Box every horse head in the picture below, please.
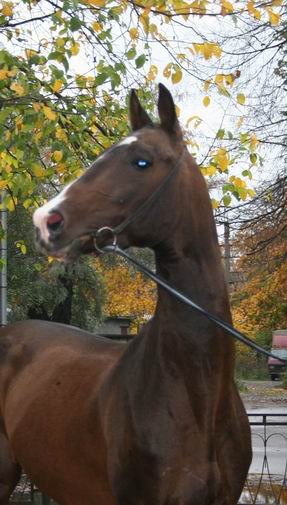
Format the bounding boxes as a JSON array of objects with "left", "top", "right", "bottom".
[{"left": 33, "top": 84, "right": 188, "bottom": 260}]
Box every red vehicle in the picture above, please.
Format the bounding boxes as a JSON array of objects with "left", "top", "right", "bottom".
[{"left": 268, "top": 330, "right": 287, "bottom": 381}]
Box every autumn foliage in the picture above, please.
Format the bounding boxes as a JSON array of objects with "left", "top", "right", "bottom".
[
  {"left": 95, "top": 259, "right": 156, "bottom": 331},
  {"left": 231, "top": 218, "right": 287, "bottom": 348}
]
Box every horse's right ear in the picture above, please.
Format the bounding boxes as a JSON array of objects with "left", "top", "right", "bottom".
[{"left": 129, "top": 90, "right": 154, "bottom": 131}]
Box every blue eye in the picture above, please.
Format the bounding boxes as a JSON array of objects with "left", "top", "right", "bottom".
[{"left": 134, "top": 159, "right": 151, "bottom": 170}]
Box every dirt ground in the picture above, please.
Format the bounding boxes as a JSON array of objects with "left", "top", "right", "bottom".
[{"left": 240, "top": 380, "right": 287, "bottom": 410}]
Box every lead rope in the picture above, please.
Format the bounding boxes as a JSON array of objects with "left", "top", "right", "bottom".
[{"left": 98, "top": 243, "right": 287, "bottom": 365}]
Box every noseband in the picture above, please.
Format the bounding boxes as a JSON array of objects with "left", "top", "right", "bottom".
[{"left": 93, "top": 150, "right": 187, "bottom": 252}]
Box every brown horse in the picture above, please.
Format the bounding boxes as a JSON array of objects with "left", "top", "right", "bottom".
[{"left": 0, "top": 84, "right": 251, "bottom": 505}]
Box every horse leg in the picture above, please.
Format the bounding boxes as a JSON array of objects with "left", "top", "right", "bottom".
[{"left": 0, "top": 431, "right": 21, "bottom": 505}]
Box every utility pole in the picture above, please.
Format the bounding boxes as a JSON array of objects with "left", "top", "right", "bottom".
[
  {"left": 224, "top": 220, "right": 231, "bottom": 291},
  {"left": 0, "top": 192, "right": 7, "bottom": 327}
]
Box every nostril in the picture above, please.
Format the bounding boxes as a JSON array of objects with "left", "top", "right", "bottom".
[{"left": 47, "top": 212, "right": 64, "bottom": 234}]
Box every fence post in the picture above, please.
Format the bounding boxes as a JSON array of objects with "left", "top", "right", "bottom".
[{"left": 0, "top": 191, "right": 7, "bottom": 327}]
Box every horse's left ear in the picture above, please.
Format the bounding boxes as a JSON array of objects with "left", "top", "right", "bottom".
[
  {"left": 129, "top": 90, "right": 154, "bottom": 131},
  {"left": 158, "top": 83, "right": 182, "bottom": 138}
]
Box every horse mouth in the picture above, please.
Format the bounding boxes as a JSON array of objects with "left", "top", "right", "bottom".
[{"left": 36, "top": 234, "right": 98, "bottom": 262}]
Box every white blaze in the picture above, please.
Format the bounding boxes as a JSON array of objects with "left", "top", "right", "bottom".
[
  {"left": 33, "top": 136, "right": 138, "bottom": 243},
  {"left": 33, "top": 183, "right": 73, "bottom": 243},
  {"left": 117, "top": 135, "right": 137, "bottom": 146}
]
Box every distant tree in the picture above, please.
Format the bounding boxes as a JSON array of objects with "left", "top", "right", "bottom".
[
  {"left": 230, "top": 175, "right": 287, "bottom": 339},
  {"left": 8, "top": 207, "right": 104, "bottom": 330},
  {"left": 95, "top": 254, "right": 156, "bottom": 331}
]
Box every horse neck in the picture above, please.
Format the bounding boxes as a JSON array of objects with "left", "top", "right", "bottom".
[{"left": 150, "top": 157, "right": 235, "bottom": 378}]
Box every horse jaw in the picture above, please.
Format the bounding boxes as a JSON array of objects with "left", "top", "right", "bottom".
[{"left": 36, "top": 235, "right": 97, "bottom": 263}]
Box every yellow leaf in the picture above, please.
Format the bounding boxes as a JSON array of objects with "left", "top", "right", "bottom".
[
  {"left": 239, "top": 188, "right": 247, "bottom": 200},
  {"left": 205, "top": 165, "right": 217, "bottom": 176},
  {"left": 33, "top": 102, "right": 42, "bottom": 112},
  {"left": 43, "top": 106, "right": 57, "bottom": 121},
  {"left": 267, "top": 8, "right": 280, "bottom": 26},
  {"left": 202, "top": 43, "right": 213, "bottom": 60},
  {"left": 233, "top": 177, "right": 246, "bottom": 189},
  {"left": 172, "top": 67, "right": 182, "bottom": 84},
  {"left": 89, "top": 0, "right": 107, "bottom": 5},
  {"left": 211, "top": 198, "right": 219, "bottom": 209},
  {"left": 0, "top": 69, "right": 8, "bottom": 79},
  {"left": 247, "top": 1, "right": 261, "bottom": 20},
  {"left": 139, "top": 14, "right": 149, "bottom": 34},
  {"left": 10, "top": 82, "right": 25, "bottom": 96},
  {"left": 55, "top": 127, "right": 68, "bottom": 142},
  {"left": 71, "top": 42, "right": 80, "bottom": 56},
  {"left": 6, "top": 196, "right": 17, "bottom": 211},
  {"left": 4, "top": 164, "right": 12, "bottom": 173},
  {"left": 237, "top": 93, "right": 246, "bottom": 105},
  {"left": 211, "top": 43, "right": 222, "bottom": 58},
  {"left": 52, "top": 80, "right": 63, "bottom": 92},
  {"left": 247, "top": 188, "right": 256, "bottom": 198},
  {"left": 32, "top": 163, "right": 45, "bottom": 177},
  {"left": 129, "top": 28, "right": 139, "bottom": 40},
  {"left": 1, "top": 1, "right": 13, "bottom": 16},
  {"left": 7, "top": 69, "right": 17, "bottom": 77},
  {"left": 20, "top": 243, "right": 27, "bottom": 254},
  {"left": 215, "top": 74, "right": 224, "bottom": 85},
  {"left": 192, "top": 43, "right": 201, "bottom": 55},
  {"left": 147, "top": 64, "right": 158, "bottom": 81},
  {"left": 250, "top": 133, "right": 258, "bottom": 151},
  {"left": 0, "top": 180, "right": 8, "bottom": 189},
  {"left": 204, "top": 80, "right": 211, "bottom": 92},
  {"left": 149, "top": 23, "right": 158, "bottom": 35},
  {"left": 53, "top": 150, "right": 63, "bottom": 162},
  {"left": 55, "top": 37, "right": 65, "bottom": 48},
  {"left": 92, "top": 21, "right": 103, "bottom": 32},
  {"left": 25, "top": 49, "right": 37, "bottom": 59},
  {"left": 23, "top": 198, "right": 32, "bottom": 209},
  {"left": 163, "top": 63, "right": 172, "bottom": 78},
  {"left": 225, "top": 73, "right": 235, "bottom": 85},
  {"left": 221, "top": 0, "right": 233, "bottom": 15},
  {"left": 203, "top": 96, "right": 210, "bottom": 107},
  {"left": 15, "top": 116, "right": 23, "bottom": 130},
  {"left": 216, "top": 148, "right": 229, "bottom": 171}
]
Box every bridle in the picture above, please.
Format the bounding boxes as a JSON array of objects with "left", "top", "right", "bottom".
[
  {"left": 93, "top": 150, "right": 187, "bottom": 248},
  {"left": 89, "top": 150, "right": 287, "bottom": 365}
]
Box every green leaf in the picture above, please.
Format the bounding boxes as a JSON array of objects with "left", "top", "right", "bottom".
[
  {"left": 237, "top": 93, "right": 246, "bottom": 105},
  {"left": 70, "top": 16, "right": 82, "bottom": 31},
  {"left": 250, "top": 153, "right": 257, "bottom": 164},
  {"left": 242, "top": 169, "right": 252, "bottom": 179},
  {"left": 223, "top": 183, "right": 234, "bottom": 193},
  {"left": 95, "top": 73, "right": 109, "bottom": 85},
  {"left": 216, "top": 128, "right": 225, "bottom": 139},
  {"left": 48, "top": 51, "right": 63, "bottom": 62},
  {"left": 126, "top": 48, "right": 136, "bottom": 60},
  {"left": 223, "top": 194, "right": 231, "bottom": 206},
  {"left": 135, "top": 54, "right": 146, "bottom": 68}
]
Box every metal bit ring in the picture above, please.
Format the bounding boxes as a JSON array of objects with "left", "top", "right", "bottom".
[{"left": 93, "top": 226, "right": 117, "bottom": 253}]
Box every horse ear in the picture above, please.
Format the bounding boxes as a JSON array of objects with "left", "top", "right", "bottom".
[
  {"left": 158, "top": 83, "right": 182, "bottom": 138},
  {"left": 129, "top": 90, "right": 154, "bottom": 131}
]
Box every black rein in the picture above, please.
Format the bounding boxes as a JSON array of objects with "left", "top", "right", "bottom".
[{"left": 101, "top": 244, "right": 287, "bottom": 365}]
